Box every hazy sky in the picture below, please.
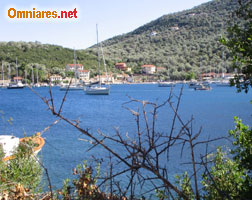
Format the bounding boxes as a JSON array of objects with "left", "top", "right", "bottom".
[{"left": 0, "top": 0, "right": 210, "bottom": 49}]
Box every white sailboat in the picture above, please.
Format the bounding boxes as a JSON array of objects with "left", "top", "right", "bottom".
[
  {"left": 60, "top": 49, "right": 83, "bottom": 91},
  {"left": 0, "top": 62, "right": 7, "bottom": 88},
  {"left": 158, "top": 81, "right": 175, "bottom": 87},
  {"left": 85, "top": 24, "right": 110, "bottom": 95},
  {"left": 7, "top": 58, "right": 24, "bottom": 89},
  {"left": 33, "top": 65, "right": 41, "bottom": 87},
  {"left": 216, "top": 52, "right": 231, "bottom": 87}
]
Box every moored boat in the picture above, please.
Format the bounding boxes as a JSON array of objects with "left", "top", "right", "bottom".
[
  {"left": 85, "top": 85, "right": 110, "bottom": 95},
  {"left": 188, "top": 81, "right": 201, "bottom": 89},
  {"left": 0, "top": 133, "right": 45, "bottom": 161},
  {"left": 60, "top": 50, "right": 84, "bottom": 91},
  {"left": 216, "top": 81, "right": 230, "bottom": 87},
  {"left": 158, "top": 81, "right": 175, "bottom": 87},
  {"left": 7, "top": 81, "right": 24, "bottom": 89},
  {"left": 7, "top": 58, "right": 24, "bottom": 89},
  {"left": 60, "top": 84, "right": 84, "bottom": 91},
  {"left": 85, "top": 24, "right": 110, "bottom": 95},
  {"left": 194, "top": 83, "right": 212, "bottom": 91}
]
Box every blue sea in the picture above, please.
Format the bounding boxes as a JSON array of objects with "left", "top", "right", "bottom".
[{"left": 0, "top": 84, "right": 251, "bottom": 192}]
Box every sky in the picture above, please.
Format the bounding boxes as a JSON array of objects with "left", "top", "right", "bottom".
[{"left": 0, "top": 0, "right": 210, "bottom": 49}]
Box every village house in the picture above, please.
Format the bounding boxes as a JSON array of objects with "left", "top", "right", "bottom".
[
  {"left": 115, "top": 63, "right": 132, "bottom": 72},
  {"left": 13, "top": 77, "right": 23, "bottom": 83},
  {"left": 156, "top": 67, "right": 166, "bottom": 73},
  {"left": 141, "top": 65, "right": 156, "bottom": 74},
  {"left": 188, "top": 13, "right": 196, "bottom": 17},
  {"left": 116, "top": 73, "right": 130, "bottom": 82},
  {"left": 97, "top": 74, "right": 114, "bottom": 84},
  {"left": 65, "top": 64, "right": 84, "bottom": 72},
  {"left": 115, "top": 63, "right": 127, "bottom": 71},
  {"left": 171, "top": 26, "right": 179, "bottom": 30},
  {"left": 77, "top": 69, "right": 90, "bottom": 81},
  {"left": 50, "top": 75, "right": 62, "bottom": 82},
  {"left": 201, "top": 72, "right": 217, "bottom": 79},
  {"left": 150, "top": 31, "right": 158, "bottom": 36},
  {"left": 201, "top": 72, "right": 234, "bottom": 80}
]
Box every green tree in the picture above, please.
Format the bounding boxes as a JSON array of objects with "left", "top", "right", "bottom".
[
  {"left": 202, "top": 147, "right": 248, "bottom": 199},
  {"left": 0, "top": 138, "right": 42, "bottom": 197},
  {"left": 229, "top": 117, "right": 252, "bottom": 198},
  {"left": 221, "top": 0, "right": 252, "bottom": 93}
]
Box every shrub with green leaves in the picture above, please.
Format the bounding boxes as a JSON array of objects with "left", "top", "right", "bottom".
[
  {"left": 0, "top": 138, "right": 42, "bottom": 196},
  {"left": 202, "top": 147, "right": 247, "bottom": 199}
]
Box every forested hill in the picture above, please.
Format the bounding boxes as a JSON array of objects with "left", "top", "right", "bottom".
[
  {"left": 0, "top": 41, "right": 101, "bottom": 79},
  {"left": 87, "top": 0, "right": 240, "bottom": 78},
  {"left": 0, "top": 0, "right": 241, "bottom": 81}
]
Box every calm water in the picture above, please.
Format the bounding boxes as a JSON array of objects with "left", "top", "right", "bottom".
[{"left": 0, "top": 84, "right": 251, "bottom": 191}]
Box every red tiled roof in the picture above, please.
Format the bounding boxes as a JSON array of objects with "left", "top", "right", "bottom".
[
  {"left": 13, "top": 77, "right": 23, "bottom": 80},
  {"left": 141, "top": 65, "right": 156, "bottom": 68},
  {"left": 78, "top": 70, "right": 90, "bottom": 72},
  {"left": 50, "top": 75, "right": 62, "bottom": 77},
  {"left": 201, "top": 72, "right": 216, "bottom": 75},
  {"left": 115, "top": 63, "right": 126, "bottom": 66},
  {"left": 67, "top": 64, "right": 83, "bottom": 67}
]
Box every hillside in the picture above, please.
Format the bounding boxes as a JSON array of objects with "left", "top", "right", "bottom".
[
  {"left": 0, "top": 41, "right": 112, "bottom": 81},
  {"left": 87, "top": 0, "right": 241, "bottom": 80},
  {"left": 0, "top": 0, "right": 242, "bottom": 81}
]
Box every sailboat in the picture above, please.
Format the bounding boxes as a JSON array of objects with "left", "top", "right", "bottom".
[
  {"left": 216, "top": 52, "right": 230, "bottom": 87},
  {"left": 34, "top": 65, "right": 41, "bottom": 87},
  {"left": 7, "top": 58, "right": 24, "bottom": 89},
  {"left": 60, "top": 49, "right": 83, "bottom": 91},
  {"left": 85, "top": 24, "right": 110, "bottom": 95},
  {"left": 0, "top": 62, "right": 7, "bottom": 88}
]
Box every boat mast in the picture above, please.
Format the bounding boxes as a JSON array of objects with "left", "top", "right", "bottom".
[
  {"left": 96, "top": 24, "right": 101, "bottom": 87},
  {"left": 16, "top": 57, "right": 18, "bottom": 78},
  {"left": 8, "top": 63, "right": 11, "bottom": 80},
  {"left": 74, "top": 49, "right": 77, "bottom": 85},
  {"left": 36, "top": 65, "right": 39, "bottom": 84},
  {"left": 25, "top": 67, "right": 27, "bottom": 85},
  {"left": 222, "top": 51, "right": 225, "bottom": 79},
  {"left": 200, "top": 57, "right": 202, "bottom": 81},
  {"left": 1, "top": 61, "right": 4, "bottom": 83},
  {"left": 100, "top": 42, "right": 109, "bottom": 84},
  {"left": 32, "top": 66, "right": 34, "bottom": 85}
]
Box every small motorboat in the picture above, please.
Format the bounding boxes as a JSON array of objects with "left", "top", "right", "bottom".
[
  {"left": 158, "top": 81, "right": 175, "bottom": 87},
  {"left": 194, "top": 83, "right": 212, "bottom": 91},
  {"left": 0, "top": 133, "right": 45, "bottom": 161}
]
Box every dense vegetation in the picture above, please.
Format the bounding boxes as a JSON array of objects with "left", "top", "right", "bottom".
[
  {"left": 88, "top": 0, "right": 241, "bottom": 79},
  {"left": 221, "top": 0, "right": 252, "bottom": 93},
  {"left": 0, "top": 0, "right": 247, "bottom": 81},
  {"left": 1, "top": 0, "right": 252, "bottom": 198},
  {"left": 0, "top": 41, "right": 114, "bottom": 82},
  {"left": 0, "top": 136, "right": 42, "bottom": 199}
]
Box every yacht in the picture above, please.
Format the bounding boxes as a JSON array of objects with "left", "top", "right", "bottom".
[
  {"left": 85, "top": 24, "right": 110, "bottom": 95},
  {"left": 60, "top": 50, "right": 84, "bottom": 91},
  {"left": 7, "top": 81, "right": 24, "bottom": 89},
  {"left": 194, "top": 83, "right": 212, "bottom": 91},
  {"left": 158, "top": 81, "right": 175, "bottom": 87}
]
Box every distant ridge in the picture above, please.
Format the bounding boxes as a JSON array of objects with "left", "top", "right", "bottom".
[
  {"left": 87, "top": 0, "right": 240, "bottom": 78},
  {"left": 0, "top": 0, "right": 241, "bottom": 80},
  {"left": 0, "top": 41, "right": 103, "bottom": 80}
]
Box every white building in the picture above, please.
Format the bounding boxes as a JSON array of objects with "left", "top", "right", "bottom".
[
  {"left": 77, "top": 70, "right": 90, "bottom": 80},
  {"left": 156, "top": 67, "right": 166, "bottom": 73},
  {"left": 50, "top": 75, "right": 62, "bottom": 82},
  {"left": 65, "top": 64, "right": 84, "bottom": 72},
  {"left": 141, "top": 65, "right": 156, "bottom": 74},
  {"left": 95, "top": 74, "right": 114, "bottom": 83}
]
